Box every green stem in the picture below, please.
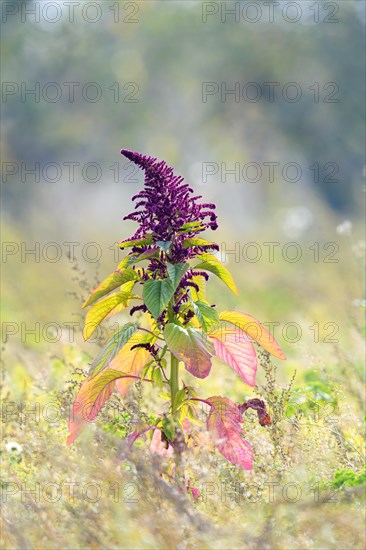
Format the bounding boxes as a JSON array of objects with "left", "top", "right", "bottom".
[
  {"left": 137, "top": 327, "right": 165, "bottom": 341},
  {"left": 170, "top": 352, "right": 184, "bottom": 484},
  {"left": 170, "top": 353, "right": 179, "bottom": 413}
]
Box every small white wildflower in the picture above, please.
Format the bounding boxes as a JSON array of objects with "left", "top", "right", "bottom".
[
  {"left": 352, "top": 240, "right": 366, "bottom": 259},
  {"left": 5, "top": 441, "right": 23, "bottom": 453},
  {"left": 352, "top": 298, "right": 366, "bottom": 308},
  {"left": 336, "top": 220, "right": 352, "bottom": 235}
]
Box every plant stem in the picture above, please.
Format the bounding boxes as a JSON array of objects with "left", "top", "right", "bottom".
[
  {"left": 138, "top": 327, "right": 165, "bottom": 341},
  {"left": 170, "top": 353, "right": 179, "bottom": 413},
  {"left": 170, "top": 353, "right": 184, "bottom": 484}
]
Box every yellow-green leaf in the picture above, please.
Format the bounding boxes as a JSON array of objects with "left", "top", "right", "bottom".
[
  {"left": 183, "top": 237, "right": 218, "bottom": 248},
  {"left": 83, "top": 290, "right": 137, "bottom": 340},
  {"left": 124, "top": 249, "right": 160, "bottom": 268},
  {"left": 175, "top": 388, "right": 188, "bottom": 411},
  {"left": 194, "top": 253, "right": 239, "bottom": 295},
  {"left": 162, "top": 416, "right": 175, "bottom": 441},
  {"left": 88, "top": 322, "right": 139, "bottom": 376},
  {"left": 82, "top": 268, "right": 139, "bottom": 308},
  {"left": 105, "top": 280, "right": 138, "bottom": 319},
  {"left": 152, "top": 367, "right": 163, "bottom": 388},
  {"left": 177, "top": 221, "right": 205, "bottom": 233},
  {"left": 119, "top": 235, "right": 154, "bottom": 249}
]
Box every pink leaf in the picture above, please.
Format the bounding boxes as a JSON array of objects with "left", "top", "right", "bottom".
[
  {"left": 189, "top": 485, "right": 201, "bottom": 503},
  {"left": 180, "top": 480, "right": 201, "bottom": 503},
  {"left": 67, "top": 369, "right": 146, "bottom": 445},
  {"left": 67, "top": 370, "right": 122, "bottom": 445},
  {"left": 219, "top": 311, "right": 286, "bottom": 360},
  {"left": 150, "top": 428, "right": 174, "bottom": 458},
  {"left": 206, "top": 396, "right": 253, "bottom": 471},
  {"left": 209, "top": 326, "right": 257, "bottom": 386}
]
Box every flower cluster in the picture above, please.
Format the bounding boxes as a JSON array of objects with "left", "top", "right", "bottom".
[
  {"left": 121, "top": 149, "right": 218, "bottom": 239},
  {"left": 121, "top": 149, "right": 220, "bottom": 318}
]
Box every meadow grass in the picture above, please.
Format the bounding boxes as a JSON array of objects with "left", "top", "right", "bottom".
[{"left": 1, "top": 213, "right": 365, "bottom": 549}]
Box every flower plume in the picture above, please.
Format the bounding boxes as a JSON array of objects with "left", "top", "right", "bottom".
[{"left": 120, "top": 149, "right": 218, "bottom": 243}]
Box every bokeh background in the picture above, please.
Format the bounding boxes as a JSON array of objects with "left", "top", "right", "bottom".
[{"left": 1, "top": 1, "right": 365, "bottom": 549}]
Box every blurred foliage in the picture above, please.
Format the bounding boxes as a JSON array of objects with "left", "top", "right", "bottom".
[
  {"left": 1, "top": 0, "right": 365, "bottom": 218},
  {"left": 1, "top": 334, "right": 365, "bottom": 549},
  {"left": 330, "top": 467, "right": 366, "bottom": 489}
]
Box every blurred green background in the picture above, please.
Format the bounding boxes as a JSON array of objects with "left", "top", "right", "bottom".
[{"left": 1, "top": 1, "right": 365, "bottom": 549}]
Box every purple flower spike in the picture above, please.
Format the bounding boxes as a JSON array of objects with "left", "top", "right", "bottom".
[
  {"left": 120, "top": 149, "right": 218, "bottom": 244},
  {"left": 120, "top": 149, "right": 220, "bottom": 311}
]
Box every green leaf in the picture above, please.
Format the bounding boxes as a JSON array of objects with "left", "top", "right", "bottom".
[
  {"left": 187, "top": 405, "right": 201, "bottom": 424},
  {"left": 83, "top": 291, "right": 137, "bottom": 340},
  {"left": 164, "top": 323, "right": 214, "bottom": 379},
  {"left": 177, "top": 221, "right": 205, "bottom": 233},
  {"left": 183, "top": 237, "right": 217, "bottom": 249},
  {"left": 83, "top": 268, "right": 139, "bottom": 308},
  {"left": 179, "top": 403, "right": 189, "bottom": 422},
  {"left": 152, "top": 367, "right": 163, "bottom": 388},
  {"left": 124, "top": 249, "right": 160, "bottom": 268},
  {"left": 192, "top": 300, "right": 219, "bottom": 332},
  {"left": 156, "top": 241, "right": 172, "bottom": 252},
  {"left": 119, "top": 235, "right": 154, "bottom": 249},
  {"left": 162, "top": 416, "right": 175, "bottom": 442},
  {"left": 166, "top": 262, "right": 189, "bottom": 291},
  {"left": 159, "top": 391, "right": 171, "bottom": 401},
  {"left": 174, "top": 388, "right": 188, "bottom": 410},
  {"left": 194, "top": 253, "right": 239, "bottom": 295},
  {"left": 141, "top": 360, "right": 154, "bottom": 379},
  {"left": 88, "top": 323, "right": 139, "bottom": 376},
  {"left": 143, "top": 279, "right": 174, "bottom": 319}
]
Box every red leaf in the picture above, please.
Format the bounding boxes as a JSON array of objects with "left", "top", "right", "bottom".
[
  {"left": 259, "top": 413, "right": 271, "bottom": 426},
  {"left": 206, "top": 396, "right": 253, "bottom": 470},
  {"left": 209, "top": 326, "right": 257, "bottom": 386},
  {"left": 239, "top": 398, "right": 272, "bottom": 426}
]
